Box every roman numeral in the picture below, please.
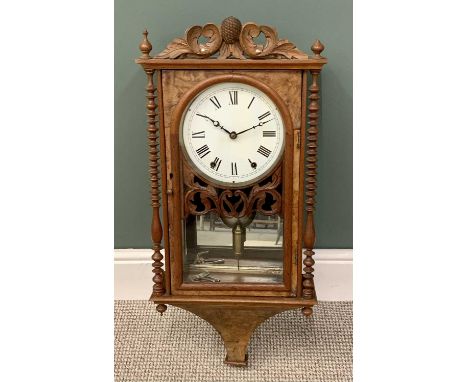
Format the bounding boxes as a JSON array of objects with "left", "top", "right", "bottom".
[
  {"left": 247, "top": 97, "right": 255, "bottom": 109},
  {"left": 211, "top": 157, "right": 222, "bottom": 171},
  {"left": 231, "top": 162, "right": 237, "bottom": 175},
  {"left": 263, "top": 130, "right": 276, "bottom": 137},
  {"left": 229, "top": 91, "right": 238, "bottom": 105},
  {"left": 257, "top": 145, "right": 271, "bottom": 157},
  {"left": 191, "top": 131, "right": 205, "bottom": 138},
  {"left": 209, "top": 96, "right": 221, "bottom": 109},
  {"left": 196, "top": 144, "right": 210, "bottom": 158},
  {"left": 258, "top": 111, "right": 271, "bottom": 120}
]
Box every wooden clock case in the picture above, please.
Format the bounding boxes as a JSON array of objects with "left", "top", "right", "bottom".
[{"left": 135, "top": 17, "right": 327, "bottom": 366}]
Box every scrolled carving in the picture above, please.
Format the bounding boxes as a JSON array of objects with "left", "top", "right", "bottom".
[
  {"left": 251, "top": 188, "right": 282, "bottom": 216},
  {"left": 156, "top": 23, "right": 222, "bottom": 59},
  {"left": 239, "top": 23, "right": 308, "bottom": 59},
  {"left": 153, "top": 17, "right": 308, "bottom": 60},
  {"left": 184, "top": 164, "right": 219, "bottom": 216},
  {"left": 247, "top": 166, "right": 282, "bottom": 216},
  {"left": 239, "top": 23, "right": 276, "bottom": 58},
  {"left": 186, "top": 24, "right": 222, "bottom": 56},
  {"left": 219, "top": 189, "right": 249, "bottom": 217},
  {"left": 183, "top": 163, "right": 282, "bottom": 219}
]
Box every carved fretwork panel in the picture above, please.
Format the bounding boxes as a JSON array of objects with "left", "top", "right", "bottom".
[{"left": 183, "top": 160, "right": 282, "bottom": 220}]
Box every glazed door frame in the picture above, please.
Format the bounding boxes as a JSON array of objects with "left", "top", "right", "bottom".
[{"left": 163, "top": 72, "right": 300, "bottom": 297}]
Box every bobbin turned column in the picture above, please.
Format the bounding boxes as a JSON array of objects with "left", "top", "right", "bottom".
[
  {"left": 139, "top": 31, "right": 167, "bottom": 315},
  {"left": 302, "top": 40, "right": 324, "bottom": 317}
]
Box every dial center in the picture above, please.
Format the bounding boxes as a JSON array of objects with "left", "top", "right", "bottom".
[{"left": 229, "top": 131, "right": 238, "bottom": 140}]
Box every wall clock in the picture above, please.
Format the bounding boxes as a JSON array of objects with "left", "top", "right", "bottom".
[{"left": 136, "top": 16, "right": 327, "bottom": 366}]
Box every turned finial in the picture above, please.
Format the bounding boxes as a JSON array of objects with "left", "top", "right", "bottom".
[
  {"left": 139, "top": 29, "right": 153, "bottom": 59},
  {"left": 311, "top": 39, "right": 325, "bottom": 58},
  {"left": 221, "top": 16, "right": 242, "bottom": 44}
]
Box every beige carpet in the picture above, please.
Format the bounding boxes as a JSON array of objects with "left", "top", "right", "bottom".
[{"left": 115, "top": 301, "right": 353, "bottom": 381}]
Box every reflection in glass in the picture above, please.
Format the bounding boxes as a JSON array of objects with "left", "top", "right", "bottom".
[{"left": 182, "top": 211, "right": 284, "bottom": 284}]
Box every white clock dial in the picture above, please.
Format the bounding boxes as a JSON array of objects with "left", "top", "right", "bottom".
[{"left": 180, "top": 82, "right": 285, "bottom": 187}]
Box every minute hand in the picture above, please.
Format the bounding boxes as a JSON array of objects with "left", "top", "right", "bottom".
[
  {"left": 196, "top": 113, "right": 231, "bottom": 135},
  {"left": 236, "top": 119, "right": 273, "bottom": 136}
]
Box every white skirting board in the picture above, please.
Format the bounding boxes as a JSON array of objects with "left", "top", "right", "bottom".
[{"left": 114, "top": 248, "right": 353, "bottom": 301}]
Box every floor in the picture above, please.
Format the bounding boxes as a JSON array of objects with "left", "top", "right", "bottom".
[{"left": 114, "top": 301, "right": 353, "bottom": 381}]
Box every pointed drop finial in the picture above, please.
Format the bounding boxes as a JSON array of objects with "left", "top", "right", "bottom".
[
  {"left": 156, "top": 304, "right": 167, "bottom": 315},
  {"left": 311, "top": 39, "right": 324, "bottom": 58},
  {"left": 139, "top": 29, "right": 153, "bottom": 59}
]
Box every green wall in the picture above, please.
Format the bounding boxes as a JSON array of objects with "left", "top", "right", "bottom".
[{"left": 115, "top": 0, "right": 352, "bottom": 248}]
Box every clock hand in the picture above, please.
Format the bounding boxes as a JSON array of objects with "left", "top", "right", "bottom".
[
  {"left": 196, "top": 113, "right": 232, "bottom": 135},
  {"left": 196, "top": 113, "right": 216, "bottom": 123},
  {"left": 236, "top": 119, "right": 273, "bottom": 136},
  {"left": 235, "top": 126, "right": 255, "bottom": 136}
]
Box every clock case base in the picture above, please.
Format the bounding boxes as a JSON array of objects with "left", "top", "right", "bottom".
[{"left": 151, "top": 293, "right": 317, "bottom": 366}]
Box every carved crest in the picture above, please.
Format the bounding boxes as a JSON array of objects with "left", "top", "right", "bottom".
[{"left": 155, "top": 17, "right": 308, "bottom": 60}]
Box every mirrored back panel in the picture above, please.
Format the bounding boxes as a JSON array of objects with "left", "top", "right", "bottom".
[{"left": 183, "top": 211, "right": 284, "bottom": 284}]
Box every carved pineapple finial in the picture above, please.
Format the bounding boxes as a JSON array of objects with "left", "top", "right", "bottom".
[
  {"left": 139, "top": 29, "right": 153, "bottom": 59},
  {"left": 221, "top": 16, "right": 242, "bottom": 44},
  {"left": 311, "top": 39, "right": 325, "bottom": 58}
]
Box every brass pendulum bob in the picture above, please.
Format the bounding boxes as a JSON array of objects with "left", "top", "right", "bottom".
[{"left": 222, "top": 214, "right": 254, "bottom": 272}]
